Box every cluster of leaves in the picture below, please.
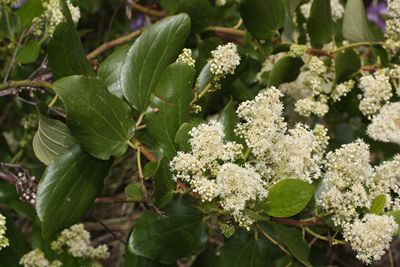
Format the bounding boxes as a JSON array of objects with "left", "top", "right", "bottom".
[{"left": 1, "top": 0, "right": 399, "bottom": 266}]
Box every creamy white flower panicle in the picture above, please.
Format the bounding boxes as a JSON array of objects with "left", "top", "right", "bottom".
[
  {"left": 367, "top": 102, "right": 400, "bottom": 144},
  {"left": 318, "top": 140, "right": 374, "bottom": 226},
  {"left": 51, "top": 224, "right": 109, "bottom": 260},
  {"left": 295, "top": 96, "right": 329, "bottom": 117},
  {"left": 331, "top": 80, "right": 355, "bottom": 102},
  {"left": 385, "top": 0, "right": 400, "bottom": 50},
  {"left": 0, "top": 213, "right": 9, "bottom": 251},
  {"left": 20, "top": 249, "right": 62, "bottom": 267},
  {"left": 370, "top": 155, "right": 400, "bottom": 210},
  {"left": 33, "top": 0, "right": 80, "bottom": 37},
  {"left": 236, "top": 87, "right": 286, "bottom": 161},
  {"left": 209, "top": 43, "right": 241, "bottom": 76},
  {"left": 343, "top": 214, "right": 398, "bottom": 265},
  {"left": 176, "top": 48, "right": 195, "bottom": 67},
  {"left": 358, "top": 72, "right": 392, "bottom": 117}
]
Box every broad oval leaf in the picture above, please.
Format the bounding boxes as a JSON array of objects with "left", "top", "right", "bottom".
[
  {"left": 263, "top": 179, "right": 314, "bottom": 218},
  {"left": 128, "top": 200, "right": 208, "bottom": 264},
  {"left": 240, "top": 0, "right": 285, "bottom": 40},
  {"left": 53, "top": 76, "right": 135, "bottom": 160},
  {"left": 121, "top": 14, "right": 191, "bottom": 111},
  {"left": 47, "top": 1, "right": 94, "bottom": 79},
  {"left": 267, "top": 56, "right": 304, "bottom": 87},
  {"left": 98, "top": 45, "right": 130, "bottom": 98},
  {"left": 216, "top": 231, "right": 272, "bottom": 266},
  {"left": 370, "top": 194, "right": 386, "bottom": 214},
  {"left": 218, "top": 100, "right": 242, "bottom": 143},
  {"left": 124, "top": 249, "right": 171, "bottom": 267},
  {"left": 342, "top": 0, "right": 377, "bottom": 43},
  {"left": 335, "top": 48, "right": 361, "bottom": 83},
  {"left": 16, "top": 41, "right": 40, "bottom": 64},
  {"left": 145, "top": 62, "right": 196, "bottom": 160},
  {"left": 307, "top": 0, "right": 334, "bottom": 47},
  {"left": 33, "top": 114, "right": 76, "bottom": 165},
  {"left": 160, "top": 0, "right": 215, "bottom": 32},
  {"left": 36, "top": 145, "right": 111, "bottom": 239}
]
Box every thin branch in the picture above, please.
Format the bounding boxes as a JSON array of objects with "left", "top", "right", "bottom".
[
  {"left": 271, "top": 217, "right": 323, "bottom": 226},
  {"left": 87, "top": 29, "right": 143, "bottom": 60},
  {"left": 206, "top": 26, "right": 246, "bottom": 37},
  {"left": 127, "top": 1, "right": 166, "bottom": 17},
  {"left": 0, "top": 80, "right": 54, "bottom": 91}
]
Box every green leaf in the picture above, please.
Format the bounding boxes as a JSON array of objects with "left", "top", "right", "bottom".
[
  {"left": 216, "top": 231, "right": 272, "bottom": 266},
  {"left": 174, "top": 121, "right": 201, "bottom": 151},
  {"left": 145, "top": 62, "right": 196, "bottom": 160},
  {"left": 124, "top": 249, "right": 171, "bottom": 267},
  {"left": 386, "top": 211, "right": 400, "bottom": 236},
  {"left": 267, "top": 56, "right": 304, "bottom": 87},
  {"left": 121, "top": 14, "right": 191, "bottom": 111},
  {"left": 143, "top": 161, "right": 160, "bottom": 179},
  {"left": 370, "top": 195, "right": 386, "bottom": 214},
  {"left": 307, "top": 0, "right": 334, "bottom": 47},
  {"left": 125, "top": 184, "right": 144, "bottom": 202},
  {"left": 36, "top": 145, "right": 111, "bottom": 239},
  {"left": 33, "top": 114, "right": 76, "bottom": 165},
  {"left": 128, "top": 200, "right": 208, "bottom": 264},
  {"left": 260, "top": 222, "right": 311, "bottom": 266},
  {"left": 240, "top": 0, "right": 285, "bottom": 40},
  {"left": 218, "top": 100, "right": 239, "bottom": 142},
  {"left": 263, "top": 179, "right": 314, "bottom": 218},
  {"left": 160, "top": 0, "right": 215, "bottom": 32},
  {"left": 16, "top": 41, "right": 40, "bottom": 64},
  {"left": 53, "top": 76, "right": 135, "bottom": 160},
  {"left": 16, "top": 0, "right": 44, "bottom": 29},
  {"left": 48, "top": 1, "right": 94, "bottom": 79},
  {"left": 98, "top": 45, "right": 129, "bottom": 98},
  {"left": 153, "top": 159, "right": 175, "bottom": 208},
  {"left": 342, "top": 0, "right": 377, "bottom": 42},
  {"left": 334, "top": 48, "right": 361, "bottom": 83}
]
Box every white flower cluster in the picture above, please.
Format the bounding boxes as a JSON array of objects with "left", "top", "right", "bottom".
[
  {"left": 331, "top": 80, "right": 355, "bottom": 102},
  {"left": 367, "top": 102, "right": 400, "bottom": 145},
  {"left": 209, "top": 43, "right": 241, "bottom": 76},
  {"left": 300, "top": 0, "right": 344, "bottom": 21},
  {"left": 343, "top": 214, "right": 398, "bottom": 264},
  {"left": 358, "top": 72, "right": 392, "bottom": 117},
  {"left": 318, "top": 140, "right": 373, "bottom": 226},
  {"left": 370, "top": 155, "right": 400, "bottom": 210},
  {"left": 171, "top": 88, "right": 329, "bottom": 229},
  {"left": 215, "top": 0, "right": 226, "bottom": 6},
  {"left": 20, "top": 249, "right": 62, "bottom": 267},
  {"left": 385, "top": 0, "right": 400, "bottom": 51},
  {"left": 33, "top": 0, "right": 81, "bottom": 37},
  {"left": 295, "top": 96, "right": 329, "bottom": 117},
  {"left": 0, "top": 213, "right": 9, "bottom": 251},
  {"left": 176, "top": 48, "right": 195, "bottom": 67},
  {"left": 51, "top": 224, "right": 109, "bottom": 260}
]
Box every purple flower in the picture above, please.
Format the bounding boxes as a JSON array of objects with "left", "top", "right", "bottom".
[
  {"left": 367, "top": 2, "right": 388, "bottom": 31},
  {"left": 11, "top": 0, "right": 27, "bottom": 9},
  {"left": 130, "top": 13, "right": 147, "bottom": 31}
]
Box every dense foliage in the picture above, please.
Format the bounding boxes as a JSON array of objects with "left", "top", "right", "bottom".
[{"left": 1, "top": 0, "right": 400, "bottom": 266}]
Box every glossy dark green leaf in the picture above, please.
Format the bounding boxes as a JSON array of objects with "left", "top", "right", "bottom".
[
  {"left": 218, "top": 100, "right": 239, "bottom": 142},
  {"left": 16, "top": 0, "right": 44, "bottom": 29},
  {"left": 36, "top": 145, "right": 111, "bottom": 239},
  {"left": 143, "top": 161, "right": 160, "bottom": 179},
  {"left": 267, "top": 56, "right": 304, "bottom": 87},
  {"left": 53, "top": 76, "right": 135, "bottom": 160},
  {"left": 128, "top": 200, "right": 208, "bottom": 264},
  {"left": 260, "top": 222, "right": 311, "bottom": 267},
  {"left": 262, "top": 179, "right": 314, "bottom": 218},
  {"left": 307, "top": 0, "right": 334, "bottom": 47},
  {"left": 16, "top": 41, "right": 40, "bottom": 64},
  {"left": 125, "top": 184, "right": 144, "bottom": 202},
  {"left": 240, "top": 0, "right": 285, "bottom": 39},
  {"left": 124, "top": 249, "right": 171, "bottom": 267},
  {"left": 196, "top": 62, "right": 213, "bottom": 91},
  {"left": 145, "top": 62, "right": 196, "bottom": 160},
  {"left": 370, "top": 195, "right": 386, "bottom": 214},
  {"left": 335, "top": 48, "right": 361, "bottom": 83},
  {"left": 217, "top": 231, "right": 272, "bottom": 266},
  {"left": 98, "top": 45, "right": 129, "bottom": 98},
  {"left": 160, "top": 0, "right": 215, "bottom": 32},
  {"left": 48, "top": 1, "right": 94, "bottom": 79},
  {"left": 121, "top": 14, "right": 191, "bottom": 111},
  {"left": 174, "top": 121, "right": 201, "bottom": 151},
  {"left": 153, "top": 159, "right": 174, "bottom": 208},
  {"left": 33, "top": 114, "right": 76, "bottom": 165},
  {"left": 342, "top": 0, "right": 377, "bottom": 42}
]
